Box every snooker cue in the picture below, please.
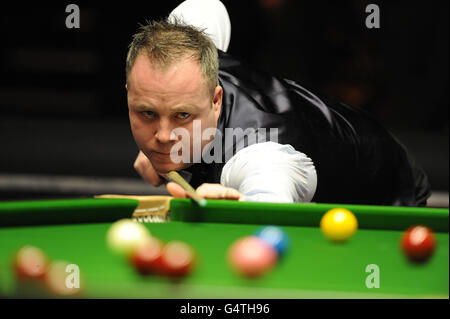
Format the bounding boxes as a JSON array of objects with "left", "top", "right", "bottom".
[{"left": 167, "top": 171, "right": 207, "bottom": 207}]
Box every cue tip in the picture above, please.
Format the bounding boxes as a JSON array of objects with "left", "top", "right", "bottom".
[{"left": 198, "top": 198, "right": 207, "bottom": 207}]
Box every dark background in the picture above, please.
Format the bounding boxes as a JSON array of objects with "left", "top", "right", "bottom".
[{"left": 0, "top": 1, "right": 448, "bottom": 203}]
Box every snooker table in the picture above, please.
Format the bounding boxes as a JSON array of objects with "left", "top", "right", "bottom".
[{"left": 0, "top": 197, "right": 448, "bottom": 299}]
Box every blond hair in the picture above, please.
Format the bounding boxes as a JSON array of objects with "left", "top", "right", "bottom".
[{"left": 126, "top": 19, "right": 219, "bottom": 97}]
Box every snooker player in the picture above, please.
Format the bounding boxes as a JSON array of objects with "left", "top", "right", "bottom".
[{"left": 128, "top": 0, "right": 430, "bottom": 206}]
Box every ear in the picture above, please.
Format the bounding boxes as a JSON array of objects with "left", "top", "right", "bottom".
[
  {"left": 212, "top": 85, "right": 223, "bottom": 122},
  {"left": 125, "top": 83, "right": 128, "bottom": 91}
]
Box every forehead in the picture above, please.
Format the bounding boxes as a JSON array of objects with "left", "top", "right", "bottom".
[{"left": 128, "top": 53, "right": 207, "bottom": 98}]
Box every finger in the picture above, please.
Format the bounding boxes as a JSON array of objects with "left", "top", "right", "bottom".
[
  {"left": 133, "top": 151, "right": 163, "bottom": 186},
  {"left": 143, "top": 165, "right": 162, "bottom": 186},
  {"left": 223, "top": 187, "right": 242, "bottom": 200},
  {"left": 134, "top": 151, "right": 149, "bottom": 179},
  {"left": 166, "top": 182, "right": 188, "bottom": 198},
  {"left": 197, "top": 184, "right": 241, "bottom": 200},
  {"left": 133, "top": 152, "right": 146, "bottom": 176},
  {"left": 196, "top": 184, "right": 218, "bottom": 198}
]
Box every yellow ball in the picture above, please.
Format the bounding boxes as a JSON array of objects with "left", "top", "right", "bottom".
[{"left": 320, "top": 208, "right": 358, "bottom": 242}]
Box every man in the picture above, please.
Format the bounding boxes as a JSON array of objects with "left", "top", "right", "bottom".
[{"left": 128, "top": 0, "right": 430, "bottom": 206}]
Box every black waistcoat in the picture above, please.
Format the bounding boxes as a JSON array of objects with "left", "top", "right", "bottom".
[{"left": 185, "top": 51, "right": 430, "bottom": 206}]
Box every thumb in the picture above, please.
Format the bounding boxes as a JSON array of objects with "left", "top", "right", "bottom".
[{"left": 166, "top": 182, "right": 188, "bottom": 198}]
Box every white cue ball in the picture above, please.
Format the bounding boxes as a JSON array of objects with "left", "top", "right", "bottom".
[{"left": 106, "top": 219, "right": 151, "bottom": 257}]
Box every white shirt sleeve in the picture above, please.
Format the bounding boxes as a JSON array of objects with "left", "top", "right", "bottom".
[
  {"left": 168, "top": 0, "right": 231, "bottom": 52},
  {"left": 220, "top": 142, "right": 317, "bottom": 203}
]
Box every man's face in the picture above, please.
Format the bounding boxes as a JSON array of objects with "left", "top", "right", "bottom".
[{"left": 127, "top": 53, "right": 222, "bottom": 174}]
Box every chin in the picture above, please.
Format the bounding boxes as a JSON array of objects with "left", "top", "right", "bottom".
[{"left": 151, "top": 161, "right": 187, "bottom": 174}]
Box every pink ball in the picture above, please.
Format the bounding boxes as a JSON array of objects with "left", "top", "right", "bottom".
[{"left": 228, "top": 236, "right": 278, "bottom": 278}]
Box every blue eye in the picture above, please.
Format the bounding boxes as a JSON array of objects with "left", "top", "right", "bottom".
[
  {"left": 142, "top": 111, "right": 155, "bottom": 118},
  {"left": 177, "top": 112, "right": 191, "bottom": 119}
]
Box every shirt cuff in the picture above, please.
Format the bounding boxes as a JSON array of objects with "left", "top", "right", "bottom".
[{"left": 220, "top": 142, "right": 317, "bottom": 203}]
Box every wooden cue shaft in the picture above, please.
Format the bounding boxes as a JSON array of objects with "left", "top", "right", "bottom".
[{"left": 167, "top": 171, "right": 207, "bottom": 207}]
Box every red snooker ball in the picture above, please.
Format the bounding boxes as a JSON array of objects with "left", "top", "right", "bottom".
[
  {"left": 13, "top": 246, "right": 49, "bottom": 279},
  {"left": 228, "top": 236, "right": 278, "bottom": 278},
  {"left": 160, "top": 241, "right": 196, "bottom": 277},
  {"left": 401, "top": 225, "right": 436, "bottom": 262},
  {"left": 130, "top": 237, "right": 164, "bottom": 275},
  {"left": 44, "top": 261, "right": 82, "bottom": 297}
]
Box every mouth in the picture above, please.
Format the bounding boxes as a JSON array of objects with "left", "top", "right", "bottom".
[
  {"left": 152, "top": 149, "right": 182, "bottom": 157},
  {"left": 153, "top": 151, "right": 171, "bottom": 155}
]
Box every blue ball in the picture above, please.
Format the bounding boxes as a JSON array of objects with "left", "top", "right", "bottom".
[{"left": 254, "top": 226, "right": 289, "bottom": 257}]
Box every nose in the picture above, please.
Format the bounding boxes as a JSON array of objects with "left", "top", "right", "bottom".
[{"left": 155, "top": 118, "right": 176, "bottom": 144}]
